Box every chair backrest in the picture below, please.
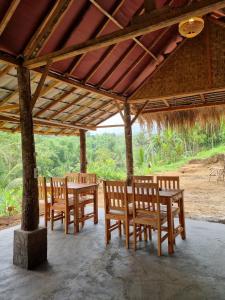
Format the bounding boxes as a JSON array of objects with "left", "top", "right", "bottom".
[
  {"left": 66, "top": 172, "right": 80, "bottom": 183},
  {"left": 80, "top": 173, "right": 97, "bottom": 184},
  {"left": 103, "top": 180, "right": 128, "bottom": 213},
  {"left": 156, "top": 176, "right": 180, "bottom": 190},
  {"left": 132, "top": 175, "right": 154, "bottom": 184},
  {"left": 38, "top": 176, "right": 47, "bottom": 202},
  {"left": 50, "top": 177, "right": 68, "bottom": 205},
  {"left": 132, "top": 182, "right": 160, "bottom": 217}
]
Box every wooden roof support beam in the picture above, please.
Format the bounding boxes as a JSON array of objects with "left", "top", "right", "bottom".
[
  {"left": 97, "top": 124, "right": 124, "bottom": 128},
  {"left": 48, "top": 92, "right": 90, "bottom": 119},
  {"left": 200, "top": 94, "right": 206, "bottom": 102},
  {"left": 0, "top": 65, "right": 13, "bottom": 77},
  {"left": 110, "top": 27, "right": 170, "bottom": 91},
  {"left": 143, "top": 99, "right": 225, "bottom": 114},
  {"left": 0, "top": 111, "right": 95, "bottom": 131},
  {"left": 0, "top": 104, "right": 19, "bottom": 112},
  {"left": 24, "top": 0, "right": 72, "bottom": 58},
  {"left": 68, "top": 0, "right": 125, "bottom": 75},
  {"left": 24, "top": 0, "right": 225, "bottom": 69},
  {"left": 131, "top": 101, "right": 149, "bottom": 125},
  {"left": 115, "top": 101, "right": 125, "bottom": 122},
  {"left": 73, "top": 100, "right": 112, "bottom": 123},
  {"left": 0, "top": 0, "right": 20, "bottom": 36},
  {"left": 163, "top": 99, "right": 170, "bottom": 107},
  {"left": 34, "top": 87, "right": 77, "bottom": 117},
  {"left": 90, "top": 0, "right": 158, "bottom": 62},
  {"left": 30, "top": 61, "right": 51, "bottom": 110}
]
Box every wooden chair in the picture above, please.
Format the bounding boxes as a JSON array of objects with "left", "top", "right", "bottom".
[
  {"left": 156, "top": 176, "right": 180, "bottom": 190},
  {"left": 132, "top": 182, "right": 169, "bottom": 256},
  {"left": 66, "top": 172, "right": 80, "bottom": 183},
  {"left": 157, "top": 176, "right": 181, "bottom": 243},
  {"left": 78, "top": 173, "right": 97, "bottom": 228},
  {"left": 38, "top": 176, "right": 50, "bottom": 227},
  {"left": 103, "top": 180, "right": 132, "bottom": 249},
  {"left": 50, "top": 177, "right": 74, "bottom": 234},
  {"left": 133, "top": 175, "right": 154, "bottom": 184}
]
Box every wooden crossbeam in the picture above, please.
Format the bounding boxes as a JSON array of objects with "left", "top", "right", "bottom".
[
  {"left": 131, "top": 101, "right": 149, "bottom": 125},
  {"left": 24, "top": 0, "right": 72, "bottom": 58},
  {"left": 90, "top": 0, "right": 158, "bottom": 62},
  {"left": 24, "top": 0, "right": 225, "bottom": 69},
  {"left": 68, "top": 0, "right": 125, "bottom": 75},
  {"left": 0, "top": 65, "right": 12, "bottom": 77},
  {"left": 143, "top": 99, "right": 225, "bottom": 114},
  {"left": 73, "top": 100, "right": 112, "bottom": 123},
  {"left": 0, "top": 111, "right": 95, "bottom": 131},
  {"left": 0, "top": 104, "right": 19, "bottom": 112},
  {"left": 0, "top": 0, "right": 20, "bottom": 36},
  {"left": 62, "top": 99, "right": 100, "bottom": 123},
  {"left": 48, "top": 92, "right": 90, "bottom": 119},
  {"left": 34, "top": 87, "right": 77, "bottom": 117},
  {"left": 115, "top": 101, "right": 125, "bottom": 122},
  {"left": 97, "top": 124, "right": 124, "bottom": 128},
  {"left": 111, "top": 27, "right": 170, "bottom": 90},
  {"left": 30, "top": 61, "right": 51, "bottom": 110}
]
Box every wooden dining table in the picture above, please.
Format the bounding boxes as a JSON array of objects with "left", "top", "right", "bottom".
[
  {"left": 47, "top": 182, "right": 98, "bottom": 233},
  {"left": 68, "top": 182, "right": 99, "bottom": 233},
  {"left": 126, "top": 187, "right": 186, "bottom": 254}
]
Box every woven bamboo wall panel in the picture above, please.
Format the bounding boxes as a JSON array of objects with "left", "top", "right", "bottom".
[
  {"left": 131, "top": 29, "right": 210, "bottom": 100},
  {"left": 210, "top": 22, "right": 225, "bottom": 88}
]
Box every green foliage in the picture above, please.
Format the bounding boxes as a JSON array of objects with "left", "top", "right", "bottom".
[{"left": 0, "top": 121, "right": 225, "bottom": 217}]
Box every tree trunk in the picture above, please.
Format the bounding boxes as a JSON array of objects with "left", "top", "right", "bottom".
[
  {"left": 17, "top": 65, "right": 39, "bottom": 231},
  {"left": 124, "top": 102, "right": 134, "bottom": 184},
  {"left": 80, "top": 129, "right": 87, "bottom": 173}
]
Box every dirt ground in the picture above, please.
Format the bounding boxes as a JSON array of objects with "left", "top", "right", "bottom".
[{"left": 1, "top": 158, "right": 225, "bottom": 230}]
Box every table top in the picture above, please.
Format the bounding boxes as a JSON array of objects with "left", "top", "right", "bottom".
[
  {"left": 46, "top": 182, "right": 98, "bottom": 190},
  {"left": 126, "top": 186, "right": 183, "bottom": 198}
]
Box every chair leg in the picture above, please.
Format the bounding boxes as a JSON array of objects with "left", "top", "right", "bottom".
[
  {"left": 139, "top": 225, "right": 142, "bottom": 241},
  {"left": 44, "top": 208, "right": 48, "bottom": 228},
  {"left": 65, "top": 209, "right": 68, "bottom": 234},
  {"left": 81, "top": 205, "right": 85, "bottom": 228},
  {"left": 118, "top": 221, "right": 122, "bottom": 237},
  {"left": 157, "top": 225, "right": 162, "bottom": 256},
  {"left": 133, "top": 223, "right": 137, "bottom": 251},
  {"left": 125, "top": 220, "right": 130, "bottom": 249},
  {"left": 144, "top": 226, "right": 148, "bottom": 242},
  {"left": 105, "top": 219, "right": 110, "bottom": 245},
  {"left": 51, "top": 209, "right": 54, "bottom": 231},
  {"left": 148, "top": 226, "right": 152, "bottom": 241}
]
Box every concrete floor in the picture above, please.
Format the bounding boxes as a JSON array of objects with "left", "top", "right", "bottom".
[{"left": 0, "top": 209, "right": 225, "bottom": 300}]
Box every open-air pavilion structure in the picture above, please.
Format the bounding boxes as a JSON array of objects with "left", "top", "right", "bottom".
[{"left": 0, "top": 0, "right": 225, "bottom": 295}]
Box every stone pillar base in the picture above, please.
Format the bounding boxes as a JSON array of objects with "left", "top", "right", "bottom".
[{"left": 13, "top": 227, "right": 47, "bottom": 270}]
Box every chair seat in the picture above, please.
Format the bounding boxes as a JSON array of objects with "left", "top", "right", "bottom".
[
  {"left": 108, "top": 206, "right": 133, "bottom": 216},
  {"left": 134, "top": 211, "right": 167, "bottom": 225},
  {"left": 160, "top": 204, "right": 179, "bottom": 215},
  {"left": 51, "top": 198, "right": 74, "bottom": 210}
]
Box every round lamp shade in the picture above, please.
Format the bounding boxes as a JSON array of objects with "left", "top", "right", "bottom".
[{"left": 179, "top": 17, "right": 204, "bottom": 38}]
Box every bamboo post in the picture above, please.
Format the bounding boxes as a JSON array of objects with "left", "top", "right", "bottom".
[
  {"left": 17, "top": 64, "right": 39, "bottom": 231},
  {"left": 80, "top": 129, "right": 87, "bottom": 173},
  {"left": 124, "top": 102, "right": 134, "bottom": 184}
]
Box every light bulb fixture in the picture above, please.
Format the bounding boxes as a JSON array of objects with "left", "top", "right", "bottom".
[{"left": 179, "top": 17, "right": 204, "bottom": 38}]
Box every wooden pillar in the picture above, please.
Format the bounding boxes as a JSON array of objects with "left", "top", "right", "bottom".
[
  {"left": 13, "top": 64, "right": 47, "bottom": 270},
  {"left": 80, "top": 129, "right": 87, "bottom": 173},
  {"left": 124, "top": 102, "right": 134, "bottom": 184},
  {"left": 17, "top": 65, "right": 39, "bottom": 231}
]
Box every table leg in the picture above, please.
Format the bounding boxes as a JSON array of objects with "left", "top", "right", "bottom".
[
  {"left": 74, "top": 190, "right": 79, "bottom": 234},
  {"left": 167, "top": 199, "right": 174, "bottom": 254},
  {"left": 94, "top": 187, "right": 98, "bottom": 224},
  {"left": 179, "top": 193, "right": 186, "bottom": 240}
]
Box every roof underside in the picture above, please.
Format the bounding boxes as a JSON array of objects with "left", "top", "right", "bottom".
[{"left": 0, "top": 0, "right": 224, "bottom": 135}]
